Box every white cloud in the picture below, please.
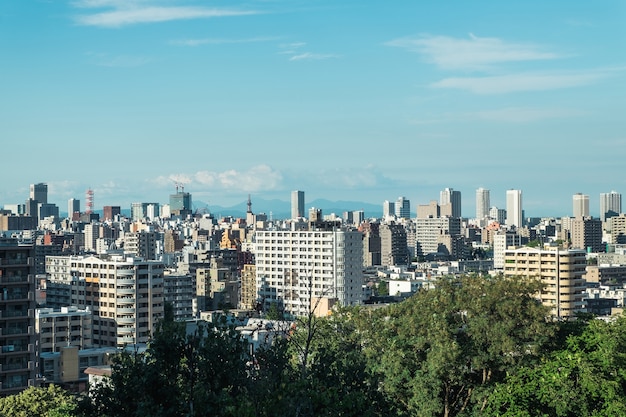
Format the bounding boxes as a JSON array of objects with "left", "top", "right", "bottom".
[
  {"left": 156, "top": 165, "right": 283, "bottom": 193},
  {"left": 431, "top": 71, "right": 608, "bottom": 94},
  {"left": 386, "top": 33, "right": 560, "bottom": 71},
  {"left": 170, "top": 36, "right": 278, "bottom": 47},
  {"left": 289, "top": 52, "right": 338, "bottom": 61},
  {"left": 74, "top": 5, "right": 258, "bottom": 28}
]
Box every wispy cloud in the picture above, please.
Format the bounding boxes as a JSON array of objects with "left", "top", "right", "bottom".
[
  {"left": 170, "top": 36, "right": 278, "bottom": 47},
  {"left": 386, "top": 33, "right": 560, "bottom": 71},
  {"left": 277, "top": 42, "right": 338, "bottom": 61},
  {"left": 410, "top": 106, "right": 588, "bottom": 125},
  {"left": 431, "top": 70, "right": 610, "bottom": 94},
  {"left": 289, "top": 52, "right": 338, "bottom": 61},
  {"left": 72, "top": 1, "right": 259, "bottom": 28},
  {"left": 155, "top": 165, "right": 283, "bottom": 192}
]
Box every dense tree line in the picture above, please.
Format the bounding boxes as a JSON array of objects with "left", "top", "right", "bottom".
[{"left": 4, "top": 274, "right": 626, "bottom": 416}]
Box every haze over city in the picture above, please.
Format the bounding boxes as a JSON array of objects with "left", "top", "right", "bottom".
[{"left": 1, "top": 1, "right": 625, "bottom": 217}]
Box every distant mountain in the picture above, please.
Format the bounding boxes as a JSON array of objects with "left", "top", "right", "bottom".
[{"left": 194, "top": 198, "right": 382, "bottom": 220}]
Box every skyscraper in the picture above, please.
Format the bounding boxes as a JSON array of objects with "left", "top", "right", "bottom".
[
  {"left": 600, "top": 191, "right": 622, "bottom": 222},
  {"left": 291, "top": 190, "right": 305, "bottom": 219},
  {"left": 440, "top": 188, "right": 461, "bottom": 218},
  {"left": 382, "top": 200, "right": 395, "bottom": 218},
  {"left": 572, "top": 193, "right": 590, "bottom": 219},
  {"left": 68, "top": 198, "right": 80, "bottom": 219},
  {"left": 395, "top": 196, "right": 411, "bottom": 219},
  {"left": 506, "top": 189, "right": 523, "bottom": 228},
  {"left": 29, "top": 182, "right": 47, "bottom": 204},
  {"left": 475, "top": 188, "right": 490, "bottom": 219}
]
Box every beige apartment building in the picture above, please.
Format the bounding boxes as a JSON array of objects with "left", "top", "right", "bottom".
[
  {"left": 46, "top": 254, "right": 164, "bottom": 348},
  {"left": 503, "top": 246, "right": 587, "bottom": 318}
]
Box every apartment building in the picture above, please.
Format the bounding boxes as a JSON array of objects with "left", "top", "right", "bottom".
[
  {"left": 503, "top": 246, "right": 587, "bottom": 318},
  {"left": 0, "top": 238, "right": 37, "bottom": 397},
  {"left": 254, "top": 228, "right": 363, "bottom": 317},
  {"left": 36, "top": 306, "right": 93, "bottom": 353},
  {"left": 45, "top": 254, "right": 164, "bottom": 348}
]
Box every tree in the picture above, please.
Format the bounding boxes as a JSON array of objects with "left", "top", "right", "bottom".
[
  {"left": 0, "top": 385, "right": 79, "bottom": 417},
  {"left": 484, "top": 315, "right": 626, "bottom": 416},
  {"left": 365, "top": 274, "right": 552, "bottom": 417}
]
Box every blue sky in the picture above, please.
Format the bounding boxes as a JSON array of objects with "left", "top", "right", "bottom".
[{"left": 1, "top": 0, "right": 625, "bottom": 218}]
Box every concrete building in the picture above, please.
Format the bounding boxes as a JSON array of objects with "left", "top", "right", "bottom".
[
  {"left": 170, "top": 192, "right": 192, "bottom": 218},
  {"left": 489, "top": 206, "right": 506, "bottom": 224},
  {"left": 506, "top": 189, "right": 523, "bottom": 228},
  {"left": 503, "top": 246, "right": 586, "bottom": 318},
  {"left": 291, "top": 190, "right": 305, "bottom": 219},
  {"left": 36, "top": 307, "right": 93, "bottom": 353},
  {"left": 30, "top": 183, "right": 47, "bottom": 205},
  {"left": 0, "top": 238, "right": 37, "bottom": 397},
  {"left": 68, "top": 199, "right": 80, "bottom": 220},
  {"left": 379, "top": 223, "right": 409, "bottom": 266},
  {"left": 415, "top": 217, "right": 462, "bottom": 257},
  {"left": 123, "top": 231, "right": 160, "bottom": 260},
  {"left": 102, "top": 206, "right": 120, "bottom": 221},
  {"left": 570, "top": 217, "right": 603, "bottom": 253},
  {"left": 440, "top": 188, "right": 461, "bottom": 218},
  {"left": 573, "top": 193, "right": 590, "bottom": 219},
  {"left": 45, "top": 254, "right": 164, "bottom": 348},
  {"left": 476, "top": 188, "right": 490, "bottom": 220},
  {"left": 610, "top": 214, "right": 626, "bottom": 244},
  {"left": 254, "top": 228, "right": 363, "bottom": 317},
  {"left": 382, "top": 200, "right": 395, "bottom": 219},
  {"left": 240, "top": 264, "right": 257, "bottom": 310},
  {"left": 600, "top": 191, "right": 622, "bottom": 222},
  {"left": 163, "top": 272, "right": 194, "bottom": 321},
  {"left": 492, "top": 231, "right": 528, "bottom": 269}
]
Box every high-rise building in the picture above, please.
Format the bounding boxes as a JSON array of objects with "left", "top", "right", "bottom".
[
  {"left": 395, "top": 196, "right": 411, "bottom": 219},
  {"left": 506, "top": 189, "right": 523, "bottom": 228},
  {"left": 30, "top": 183, "right": 47, "bottom": 205},
  {"left": 600, "top": 191, "right": 622, "bottom": 222},
  {"left": 440, "top": 188, "right": 461, "bottom": 218},
  {"left": 572, "top": 193, "right": 590, "bottom": 219},
  {"left": 382, "top": 200, "right": 395, "bottom": 218},
  {"left": 45, "top": 254, "right": 165, "bottom": 348},
  {"left": 68, "top": 198, "right": 80, "bottom": 219},
  {"left": 0, "top": 238, "right": 37, "bottom": 397},
  {"left": 291, "top": 190, "right": 305, "bottom": 219},
  {"left": 170, "top": 192, "right": 192, "bottom": 217},
  {"left": 503, "top": 246, "right": 586, "bottom": 318},
  {"left": 570, "top": 217, "right": 603, "bottom": 252},
  {"left": 255, "top": 228, "right": 363, "bottom": 317},
  {"left": 103, "top": 206, "right": 121, "bottom": 221},
  {"left": 475, "top": 188, "right": 490, "bottom": 219},
  {"left": 379, "top": 223, "right": 409, "bottom": 266}
]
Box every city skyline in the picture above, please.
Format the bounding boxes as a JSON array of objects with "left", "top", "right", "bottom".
[{"left": 2, "top": 1, "right": 625, "bottom": 216}]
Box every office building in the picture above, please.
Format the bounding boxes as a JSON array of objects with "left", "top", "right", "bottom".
[
  {"left": 572, "top": 193, "right": 590, "bottom": 219},
  {"left": 291, "top": 190, "right": 305, "bottom": 219},
  {"left": 68, "top": 199, "right": 80, "bottom": 220},
  {"left": 415, "top": 216, "right": 462, "bottom": 257},
  {"left": 506, "top": 189, "right": 523, "bottom": 228},
  {"left": 600, "top": 191, "right": 622, "bottom": 222},
  {"left": 170, "top": 192, "right": 192, "bottom": 217},
  {"left": 475, "top": 188, "right": 490, "bottom": 219},
  {"left": 255, "top": 229, "right": 363, "bottom": 317},
  {"left": 30, "top": 183, "right": 47, "bottom": 205},
  {"left": 0, "top": 238, "right": 36, "bottom": 397},
  {"left": 503, "top": 246, "right": 586, "bottom": 318},
  {"left": 395, "top": 197, "right": 411, "bottom": 219},
  {"left": 102, "top": 206, "right": 121, "bottom": 221},
  {"left": 440, "top": 188, "right": 461, "bottom": 218}
]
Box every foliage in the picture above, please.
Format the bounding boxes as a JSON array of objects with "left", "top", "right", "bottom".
[
  {"left": 365, "top": 274, "right": 552, "bottom": 417},
  {"left": 484, "top": 315, "right": 626, "bottom": 416},
  {"left": 0, "top": 385, "right": 79, "bottom": 417}
]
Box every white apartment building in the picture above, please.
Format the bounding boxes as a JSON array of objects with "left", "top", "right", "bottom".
[
  {"left": 45, "top": 254, "right": 164, "bottom": 348},
  {"left": 254, "top": 229, "right": 363, "bottom": 317}
]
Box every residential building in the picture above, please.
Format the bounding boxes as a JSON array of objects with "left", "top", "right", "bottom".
[
  {"left": 254, "top": 228, "right": 363, "bottom": 317},
  {"left": 476, "top": 188, "right": 490, "bottom": 220},
  {"left": 379, "top": 223, "right": 409, "bottom": 266},
  {"left": 570, "top": 217, "right": 603, "bottom": 253},
  {"left": 415, "top": 217, "right": 462, "bottom": 257},
  {"left": 503, "top": 246, "right": 586, "bottom": 318},
  {"left": 493, "top": 231, "right": 527, "bottom": 269},
  {"left": 36, "top": 307, "right": 93, "bottom": 353},
  {"left": 0, "top": 238, "right": 37, "bottom": 397},
  {"left": 506, "top": 189, "right": 523, "bottom": 228},
  {"left": 573, "top": 193, "right": 590, "bottom": 219},
  {"left": 45, "top": 254, "right": 164, "bottom": 348}
]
